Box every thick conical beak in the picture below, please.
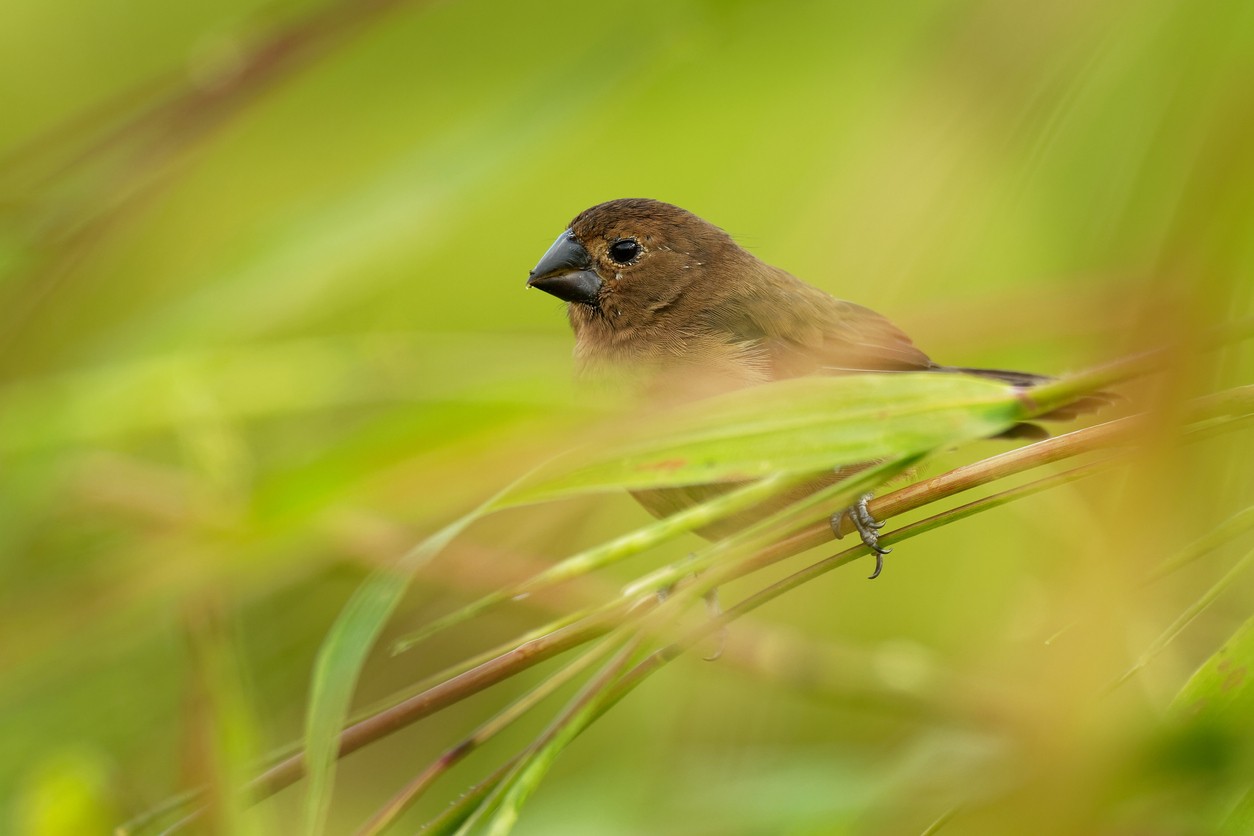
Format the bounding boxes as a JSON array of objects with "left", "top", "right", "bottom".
[{"left": 526, "top": 231, "right": 602, "bottom": 305}]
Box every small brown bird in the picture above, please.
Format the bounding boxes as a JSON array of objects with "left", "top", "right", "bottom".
[{"left": 526, "top": 198, "right": 1092, "bottom": 576}]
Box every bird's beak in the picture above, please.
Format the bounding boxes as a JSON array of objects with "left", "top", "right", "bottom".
[{"left": 526, "top": 231, "right": 603, "bottom": 305}]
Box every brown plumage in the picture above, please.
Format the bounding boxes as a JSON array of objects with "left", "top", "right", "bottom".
[
  {"left": 535, "top": 199, "right": 931, "bottom": 387},
  {"left": 525, "top": 198, "right": 1101, "bottom": 567}
]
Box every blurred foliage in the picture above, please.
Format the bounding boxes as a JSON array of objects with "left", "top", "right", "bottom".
[{"left": 2, "top": 0, "right": 1253, "bottom": 833}]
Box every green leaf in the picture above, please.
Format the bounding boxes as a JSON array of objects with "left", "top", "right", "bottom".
[
  {"left": 1165, "top": 614, "right": 1254, "bottom": 834},
  {"left": 301, "top": 489, "right": 512, "bottom": 836},
  {"left": 511, "top": 373, "right": 1025, "bottom": 503},
  {"left": 1170, "top": 613, "right": 1254, "bottom": 727}
]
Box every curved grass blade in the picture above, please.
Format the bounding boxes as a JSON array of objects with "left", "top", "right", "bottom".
[{"left": 301, "top": 484, "right": 520, "bottom": 836}]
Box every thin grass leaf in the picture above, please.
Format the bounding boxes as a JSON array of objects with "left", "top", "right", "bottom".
[
  {"left": 622, "top": 456, "right": 915, "bottom": 598},
  {"left": 1021, "top": 351, "right": 1156, "bottom": 415},
  {"left": 477, "top": 638, "right": 645, "bottom": 836},
  {"left": 418, "top": 759, "right": 518, "bottom": 836},
  {"left": 1144, "top": 505, "right": 1254, "bottom": 582},
  {"left": 391, "top": 470, "right": 819, "bottom": 652},
  {"left": 357, "top": 638, "right": 623, "bottom": 836},
  {"left": 510, "top": 373, "right": 1030, "bottom": 503},
  {"left": 301, "top": 484, "right": 519, "bottom": 836},
  {"left": 1113, "top": 546, "right": 1254, "bottom": 690},
  {"left": 921, "top": 805, "right": 962, "bottom": 836},
  {"left": 116, "top": 787, "right": 203, "bottom": 835}
]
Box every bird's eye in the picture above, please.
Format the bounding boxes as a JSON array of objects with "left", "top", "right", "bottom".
[{"left": 608, "top": 238, "right": 641, "bottom": 264}]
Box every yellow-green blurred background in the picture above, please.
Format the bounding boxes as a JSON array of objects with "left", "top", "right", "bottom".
[{"left": 3, "top": 1, "right": 1253, "bottom": 833}]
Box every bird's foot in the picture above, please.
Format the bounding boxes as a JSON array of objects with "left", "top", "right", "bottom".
[{"left": 830, "top": 493, "right": 891, "bottom": 580}]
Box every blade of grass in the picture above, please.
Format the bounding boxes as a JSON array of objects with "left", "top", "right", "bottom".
[
  {"left": 622, "top": 455, "right": 917, "bottom": 598},
  {"left": 391, "top": 469, "right": 824, "bottom": 653},
  {"left": 1143, "top": 505, "right": 1254, "bottom": 582},
  {"left": 300, "top": 482, "right": 520, "bottom": 836},
  {"left": 512, "top": 373, "right": 1030, "bottom": 502},
  {"left": 417, "top": 759, "right": 516, "bottom": 836},
  {"left": 397, "top": 454, "right": 914, "bottom": 654},
  {"left": 477, "top": 636, "right": 646, "bottom": 836},
  {"left": 454, "top": 634, "right": 646, "bottom": 836},
  {"left": 1169, "top": 613, "right": 1254, "bottom": 724},
  {"left": 356, "top": 636, "right": 626, "bottom": 836},
  {"left": 1110, "top": 545, "right": 1254, "bottom": 691}
]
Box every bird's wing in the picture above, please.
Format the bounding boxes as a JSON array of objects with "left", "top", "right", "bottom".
[{"left": 710, "top": 268, "right": 932, "bottom": 379}]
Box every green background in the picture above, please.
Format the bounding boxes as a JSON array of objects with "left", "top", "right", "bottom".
[{"left": 3, "top": 1, "right": 1253, "bottom": 833}]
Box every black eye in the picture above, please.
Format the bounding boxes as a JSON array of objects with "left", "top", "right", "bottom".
[{"left": 608, "top": 238, "right": 641, "bottom": 264}]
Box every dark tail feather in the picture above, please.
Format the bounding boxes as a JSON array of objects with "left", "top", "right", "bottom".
[
  {"left": 995, "top": 422, "right": 1050, "bottom": 441},
  {"left": 934, "top": 364, "right": 1116, "bottom": 424}
]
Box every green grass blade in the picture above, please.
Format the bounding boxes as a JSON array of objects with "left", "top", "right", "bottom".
[
  {"left": 391, "top": 470, "right": 818, "bottom": 653},
  {"left": 478, "top": 638, "right": 643, "bottom": 836},
  {"left": 1114, "top": 546, "right": 1254, "bottom": 690},
  {"left": 1144, "top": 505, "right": 1254, "bottom": 582},
  {"left": 1170, "top": 614, "right": 1254, "bottom": 725},
  {"left": 300, "top": 485, "right": 517, "bottom": 836},
  {"left": 510, "top": 373, "right": 1026, "bottom": 503},
  {"left": 622, "top": 455, "right": 916, "bottom": 598}
]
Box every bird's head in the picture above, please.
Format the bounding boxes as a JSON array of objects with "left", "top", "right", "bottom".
[{"left": 525, "top": 198, "right": 747, "bottom": 332}]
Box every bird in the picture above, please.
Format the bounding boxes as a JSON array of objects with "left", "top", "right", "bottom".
[{"left": 525, "top": 198, "right": 1100, "bottom": 578}]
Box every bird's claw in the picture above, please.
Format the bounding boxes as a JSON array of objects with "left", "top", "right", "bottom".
[{"left": 830, "top": 493, "right": 892, "bottom": 580}]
